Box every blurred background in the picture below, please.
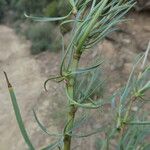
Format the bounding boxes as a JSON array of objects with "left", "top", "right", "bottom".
[{"left": 0, "top": 0, "right": 150, "bottom": 149}]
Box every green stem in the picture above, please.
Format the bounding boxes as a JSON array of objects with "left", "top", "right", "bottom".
[
  {"left": 63, "top": 2, "right": 109, "bottom": 149},
  {"left": 63, "top": 53, "right": 80, "bottom": 150},
  {"left": 63, "top": 105, "right": 77, "bottom": 150},
  {"left": 119, "top": 96, "right": 136, "bottom": 139}
]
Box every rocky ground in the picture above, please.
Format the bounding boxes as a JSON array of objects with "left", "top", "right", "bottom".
[
  {"left": 0, "top": 25, "right": 62, "bottom": 149},
  {"left": 0, "top": 10, "right": 149, "bottom": 150}
]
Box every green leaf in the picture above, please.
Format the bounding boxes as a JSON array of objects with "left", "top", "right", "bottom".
[
  {"left": 121, "top": 54, "right": 144, "bottom": 102},
  {"left": 4, "top": 72, "right": 34, "bottom": 150},
  {"left": 24, "top": 12, "right": 72, "bottom": 22},
  {"left": 126, "top": 121, "right": 150, "bottom": 125},
  {"left": 75, "top": 67, "right": 104, "bottom": 103},
  {"left": 141, "top": 41, "right": 150, "bottom": 70},
  {"left": 76, "top": 0, "right": 109, "bottom": 53},
  {"left": 66, "top": 114, "right": 88, "bottom": 133},
  {"left": 138, "top": 80, "right": 150, "bottom": 94},
  {"left": 33, "top": 109, "right": 62, "bottom": 137},
  {"left": 44, "top": 75, "right": 64, "bottom": 91},
  {"left": 69, "top": 126, "right": 106, "bottom": 138},
  {"left": 71, "top": 60, "right": 104, "bottom": 75},
  {"left": 119, "top": 123, "right": 150, "bottom": 149},
  {"left": 41, "top": 139, "right": 63, "bottom": 150},
  {"left": 66, "top": 87, "right": 105, "bottom": 109}
]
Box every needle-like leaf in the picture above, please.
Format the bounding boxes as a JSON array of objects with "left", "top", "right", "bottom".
[
  {"left": 24, "top": 12, "right": 72, "bottom": 22},
  {"left": 33, "top": 109, "right": 62, "bottom": 137},
  {"left": 41, "top": 139, "right": 63, "bottom": 150},
  {"left": 4, "top": 72, "right": 34, "bottom": 150}
]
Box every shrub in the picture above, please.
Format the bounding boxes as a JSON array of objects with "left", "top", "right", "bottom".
[
  {"left": 0, "top": 0, "right": 7, "bottom": 22},
  {"left": 43, "top": 1, "right": 58, "bottom": 17},
  {"left": 4, "top": 1, "right": 150, "bottom": 150},
  {"left": 0, "top": 0, "right": 68, "bottom": 54},
  {"left": 24, "top": 22, "right": 61, "bottom": 54}
]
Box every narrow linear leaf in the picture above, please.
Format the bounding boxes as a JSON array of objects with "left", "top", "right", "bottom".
[
  {"left": 126, "top": 121, "right": 150, "bottom": 125},
  {"left": 67, "top": 115, "right": 88, "bottom": 133},
  {"left": 41, "top": 139, "right": 63, "bottom": 150},
  {"left": 71, "top": 60, "right": 104, "bottom": 75},
  {"left": 66, "top": 88, "right": 104, "bottom": 109},
  {"left": 44, "top": 75, "right": 64, "bottom": 91},
  {"left": 4, "top": 72, "right": 34, "bottom": 150},
  {"left": 24, "top": 12, "right": 71, "bottom": 22},
  {"left": 33, "top": 109, "right": 62, "bottom": 137},
  {"left": 70, "top": 126, "right": 106, "bottom": 138},
  {"left": 138, "top": 80, "right": 150, "bottom": 94},
  {"left": 141, "top": 41, "right": 150, "bottom": 70},
  {"left": 121, "top": 54, "right": 144, "bottom": 102}
]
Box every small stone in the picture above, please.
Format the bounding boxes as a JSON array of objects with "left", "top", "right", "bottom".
[
  {"left": 132, "top": 106, "right": 138, "bottom": 112},
  {"left": 123, "top": 39, "right": 131, "bottom": 44}
]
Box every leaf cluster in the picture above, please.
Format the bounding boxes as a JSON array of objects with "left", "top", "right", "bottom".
[{"left": 4, "top": 1, "right": 150, "bottom": 150}]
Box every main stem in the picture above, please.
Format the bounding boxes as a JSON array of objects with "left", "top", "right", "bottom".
[
  {"left": 63, "top": 2, "right": 109, "bottom": 148},
  {"left": 63, "top": 105, "right": 77, "bottom": 150},
  {"left": 63, "top": 53, "right": 80, "bottom": 150}
]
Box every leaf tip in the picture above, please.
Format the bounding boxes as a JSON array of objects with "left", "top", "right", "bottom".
[
  {"left": 3, "top": 71, "right": 12, "bottom": 88},
  {"left": 24, "top": 12, "right": 29, "bottom": 18}
]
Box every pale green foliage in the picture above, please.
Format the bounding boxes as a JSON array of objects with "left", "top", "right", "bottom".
[
  {"left": 4, "top": 1, "right": 150, "bottom": 150},
  {"left": 95, "top": 46, "right": 150, "bottom": 149}
]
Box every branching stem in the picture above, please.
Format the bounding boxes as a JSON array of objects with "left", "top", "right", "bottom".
[
  {"left": 119, "top": 96, "right": 137, "bottom": 139},
  {"left": 63, "top": 53, "right": 80, "bottom": 150}
]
